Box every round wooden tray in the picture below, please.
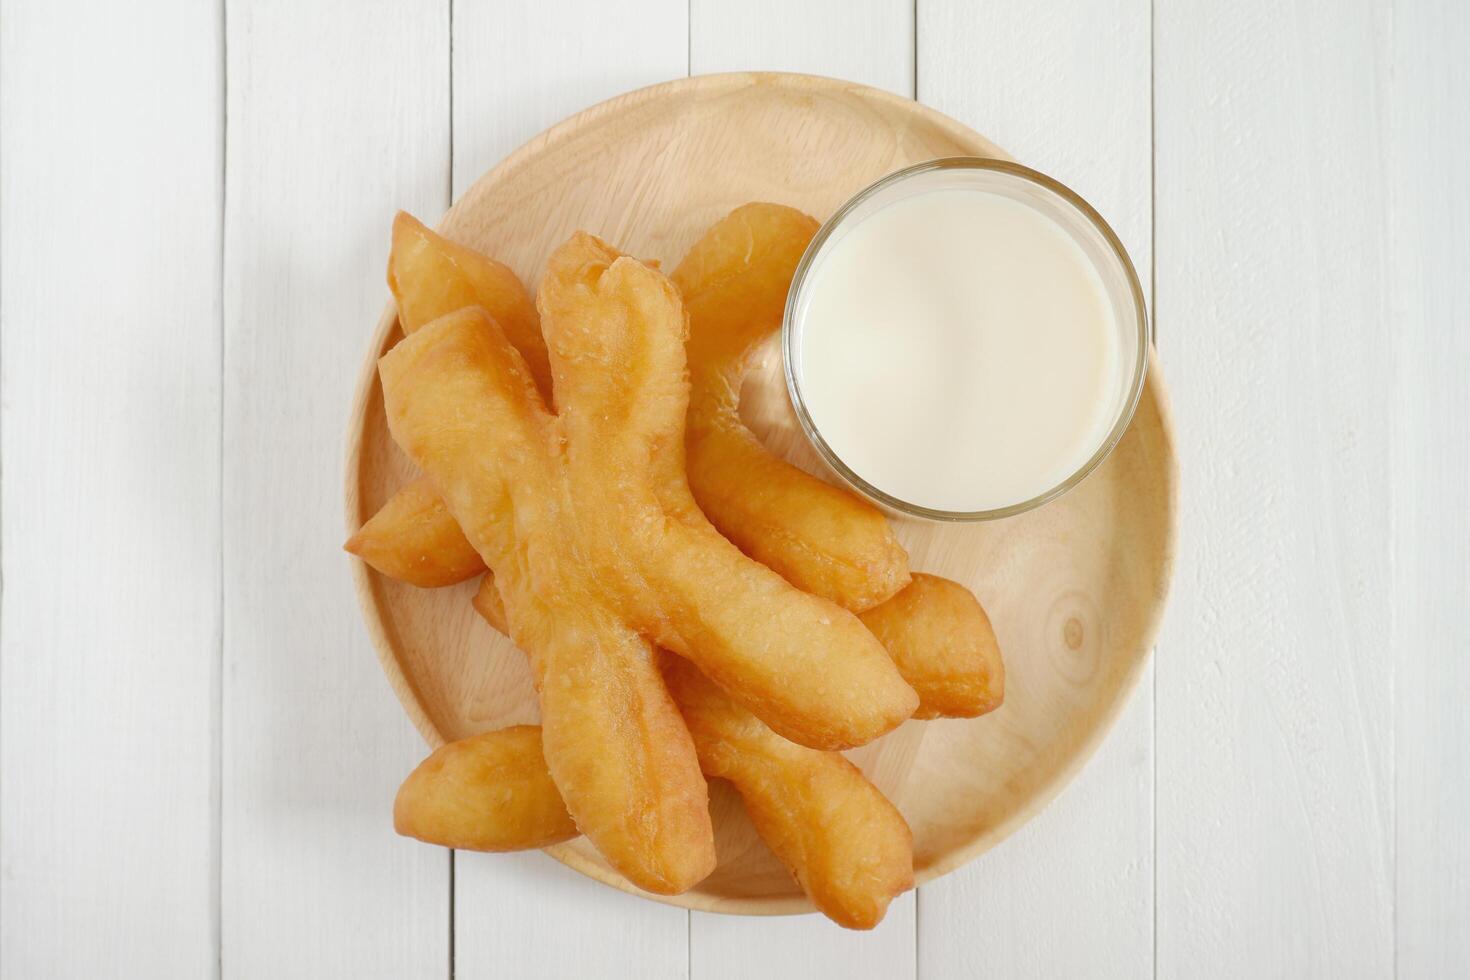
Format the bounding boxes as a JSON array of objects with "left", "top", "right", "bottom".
[{"left": 345, "top": 72, "right": 1177, "bottom": 915}]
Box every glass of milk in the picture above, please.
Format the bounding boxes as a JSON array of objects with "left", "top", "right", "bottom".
[{"left": 783, "top": 157, "right": 1149, "bottom": 521}]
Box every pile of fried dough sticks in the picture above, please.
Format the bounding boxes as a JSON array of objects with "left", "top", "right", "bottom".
[{"left": 347, "top": 204, "right": 1004, "bottom": 929}]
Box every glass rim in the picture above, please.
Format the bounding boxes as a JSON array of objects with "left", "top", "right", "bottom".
[{"left": 781, "top": 156, "right": 1151, "bottom": 523}]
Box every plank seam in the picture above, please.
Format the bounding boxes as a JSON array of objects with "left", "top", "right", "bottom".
[
  {"left": 447, "top": 0, "right": 455, "bottom": 203},
  {"left": 1148, "top": 0, "right": 1159, "bottom": 976},
  {"left": 449, "top": 850, "right": 457, "bottom": 980},
  {"left": 1386, "top": 6, "right": 1399, "bottom": 977},
  {"left": 215, "top": 0, "right": 230, "bottom": 976},
  {"left": 0, "top": 0, "right": 7, "bottom": 946},
  {"left": 0, "top": 0, "right": 7, "bottom": 949},
  {"left": 912, "top": 0, "right": 919, "bottom": 101}
]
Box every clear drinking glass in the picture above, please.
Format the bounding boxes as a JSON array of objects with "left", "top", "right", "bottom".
[{"left": 782, "top": 157, "right": 1150, "bottom": 522}]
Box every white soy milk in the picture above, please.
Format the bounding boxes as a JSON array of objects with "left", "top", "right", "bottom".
[{"left": 794, "top": 188, "right": 1128, "bottom": 513}]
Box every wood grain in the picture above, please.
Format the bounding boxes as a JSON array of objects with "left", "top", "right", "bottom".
[
  {"left": 686, "top": 5, "right": 918, "bottom": 969},
  {"left": 914, "top": 2, "right": 1156, "bottom": 975},
  {"left": 1154, "top": 0, "right": 1395, "bottom": 975},
  {"left": 456, "top": 851, "right": 689, "bottom": 978},
  {"left": 221, "top": 2, "right": 451, "bottom": 975},
  {"left": 346, "top": 72, "right": 1177, "bottom": 917},
  {"left": 691, "top": 0, "right": 913, "bottom": 99},
  {"left": 1390, "top": 2, "right": 1470, "bottom": 975},
  {"left": 447, "top": 3, "right": 694, "bottom": 975},
  {"left": 451, "top": 0, "right": 688, "bottom": 200},
  {"left": 0, "top": 1, "right": 222, "bottom": 975},
  {"left": 692, "top": 894, "right": 917, "bottom": 979}
]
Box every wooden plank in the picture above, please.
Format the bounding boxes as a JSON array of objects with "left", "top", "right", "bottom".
[
  {"left": 449, "top": 3, "right": 692, "bottom": 977},
  {"left": 456, "top": 852, "right": 688, "bottom": 978},
  {"left": 685, "top": 2, "right": 918, "bottom": 975},
  {"left": 916, "top": 1, "right": 1155, "bottom": 976},
  {"left": 690, "top": 0, "right": 913, "bottom": 98},
  {"left": 0, "top": 1, "right": 222, "bottom": 976},
  {"left": 693, "top": 895, "right": 916, "bottom": 980},
  {"left": 451, "top": 0, "right": 688, "bottom": 199},
  {"left": 1390, "top": 2, "right": 1470, "bottom": 976},
  {"left": 220, "top": 2, "right": 451, "bottom": 976},
  {"left": 917, "top": 692, "right": 1153, "bottom": 977},
  {"left": 1153, "top": 1, "right": 1394, "bottom": 975}
]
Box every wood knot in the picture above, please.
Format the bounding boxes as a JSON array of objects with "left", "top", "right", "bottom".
[{"left": 1063, "top": 616, "right": 1084, "bottom": 651}]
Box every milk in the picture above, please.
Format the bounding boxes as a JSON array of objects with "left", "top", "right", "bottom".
[{"left": 792, "top": 187, "right": 1130, "bottom": 514}]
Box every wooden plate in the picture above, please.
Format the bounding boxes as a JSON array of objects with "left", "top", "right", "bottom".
[{"left": 345, "top": 72, "right": 1177, "bottom": 915}]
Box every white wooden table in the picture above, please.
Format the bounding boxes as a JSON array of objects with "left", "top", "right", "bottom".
[{"left": 2, "top": 1, "right": 1465, "bottom": 977}]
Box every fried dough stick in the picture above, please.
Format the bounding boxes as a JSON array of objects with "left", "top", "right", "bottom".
[
  {"left": 673, "top": 204, "right": 910, "bottom": 611},
  {"left": 350, "top": 207, "right": 1002, "bottom": 718},
  {"left": 351, "top": 205, "right": 909, "bottom": 608},
  {"left": 382, "top": 240, "right": 912, "bottom": 842},
  {"left": 394, "top": 725, "right": 578, "bottom": 851},
  {"left": 346, "top": 213, "right": 546, "bottom": 587},
  {"left": 380, "top": 307, "right": 714, "bottom": 895},
  {"left": 395, "top": 583, "right": 913, "bottom": 930},
  {"left": 353, "top": 207, "right": 907, "bottom": 608},
  {"left": 533, "top": 235, "right": 915, "bottom": 749},
  {"left": 663, "top": 655, "right": 913, "bottom": 930},
  {"left": 860, "top": 573, "right": 1004, "bottom": 720},
  {"left": 386, "top": 211, "right": 551, "bottom": 394},
  {"left": 345, "top": 474, "right": 482, "bottom": 588},
  {"left": 671, "top": 206, "right": 1000, "bottom": 715}
]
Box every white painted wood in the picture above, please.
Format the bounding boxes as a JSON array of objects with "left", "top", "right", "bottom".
[
  {"left": 449, "top": 4, "right": 693, "bottom": 977},
  {"left": 1390, "top": 3, "right": 1470, "bottom": 976},
  {"left": 693, "top": 895, "right": 916, "bottom": 980},
  {"left": 221, "top": 2, "right": 451, "bottom": 976},
  {"left": 918, "top": 0, "right": 1153, "bottom": 286},
  {"left": 916, "top": 2, "right": 1155, "bottom": 976},
  {"left": 451, "top": 0, "right": 688, "bottom": 199},
  {"left": 456, "top": 852, "right": 688, "bottom": 978},
  {"left": 686, "top": 3, "right": 918, "bottom": 974},
  {"left": 917, "top": 690, "right": 1153, "bottom": 978},
  {"left": 6, "top": 2, "right": 1468, "bottom": 975},
  {"left": 0, "top": 1, "right": 222, "bottom": 976},
  {"left": 690, "top": 0, "right": 913, "bottom": 98},
  {"left": 1154, "top": 1, "right": 1395, "bottom": 976}
]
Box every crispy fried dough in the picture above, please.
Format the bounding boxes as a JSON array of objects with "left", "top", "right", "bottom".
[
  {"left": 352, "top": 208, "right": 1002, "bottom": 720},
  {"left": 345, "top": 474, "right": 483, "bottom": 587},
  {"left": 451, "top": 580, "right": 913, "bottom": 929},
  {"left": 379, "top": 237, "right": 915, "bottom": 883},
  {"left": 352, "top": 205, "right": 909, "bottom": 607},
  {"left": 534, "top": 234, "right": 916, "bottom": 750},
  {"left": 860, "top": 573, "right": 1005, "bottom": 719},
  {"left": 355, "top": 206, "right": 906, "bottom": 607},
  {"left": 380, "top": 307, "right": 714, "bottom": 895},
  {"left": 387, "top": 211, "right": 551, "bottom": 397},
  {"left": 347, "top": 212, "right": 549, "bottom": 585},
  {"left": 674, "top": 204, "right": 911, "bottom": 612},
  {"left": 482, "top": 565, "right": 1002, "bottom": 727},
  {"left": 394, "top": 725, "right": 577, "bottom": 850},
  {"left": 660, "top": 654, "right": 913, "bottom": 929}
]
